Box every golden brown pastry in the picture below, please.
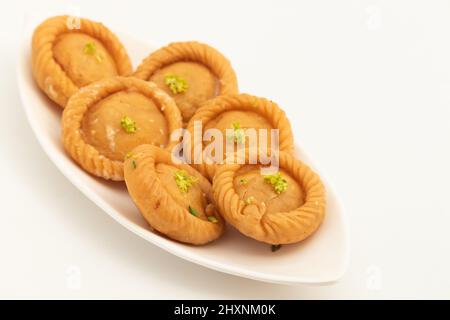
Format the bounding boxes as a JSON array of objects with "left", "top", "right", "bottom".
[
  {"left": 213, "top": 151, "right": 326, "bottom": 245},
  {"left": 32, "top": 15, "right": 132, "bottom": 107},
  {"left": 134, "top": 41, "right": 238, "bottom": 122},
  {"left": 185, "top": 94, "right": 295, "bottom": 180},
  {"left": 61, "top": 76, "right": 182, "bottom": 181},
  {"left": 124, "top": 145, "right": 224, "bottom": 245}
]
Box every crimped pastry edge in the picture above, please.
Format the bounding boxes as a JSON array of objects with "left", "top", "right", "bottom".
[
  {"left": 32, "top": 15, "right": 133, "bottom": 107},
  {"left": 185, "top": 93, "right": 295, "bottom": 180},
  {"left": 61, "top": 76, "right": 183, "bottom": 181},
  {"left": 124, "top": 144, "right": 225, "bottom": 245},
  {"left": 212, "top": 151, "right": 325, "bottom": 245},
  {"left": 134, "top": 41, "right": 238, "bottom": 120},
  {"left": 134, "top": 41, "right": 237, "bottom": 93}
]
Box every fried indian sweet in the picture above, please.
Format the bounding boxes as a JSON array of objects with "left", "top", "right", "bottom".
[
  {"left": 134, "top": 41, "right": 238, "bottom": 122},
  {"left": 185, "top": 94, "right": 294, "bottom": 180},
  {"left": 124, "top": 145, "right": 224, "bottom": 245},
  {"left": 61, "top": 76, "right": 182, "bottom": 181},
  {"left": 213, "top": 151, "right": 326, "bottom": 245},
  {"left": 32, "top": 15, "right": 132, "bottom": 107}
]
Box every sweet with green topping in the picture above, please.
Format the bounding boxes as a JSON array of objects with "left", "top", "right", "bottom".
[
  {"left": 125, "top": 151, "right": 134, "bottom": 160},
  {"left": 120, "top": 116, "right": 137, "bottom": 133},
  {"left": 230, "top": 122, "right": 245, "bottom": 144},
  {"left": 239, "top": 178, "right": 248, "bottom": 185},
  {"left": 174, "top": 170, "right": 198, "bottom": 193},
  {"left": 83, "top": 42, "right": 96, "bottom": 55},
  {"left": 164, "top": 75, "right": 188, "bottom": 94},
  {"left": 263, "top": 172, "right": 288, "bottom": 194},
  {"left": 83, "top": 42, "right": 103, "bottom": 62},
  {"left": 188, "top": 206, "right": 198, "bottom": 217},
  {"left": 207, "top": 216, "right": 218, "bottom": 223}
]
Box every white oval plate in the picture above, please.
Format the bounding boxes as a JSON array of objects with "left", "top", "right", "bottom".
[{"left": 17, "top": 13, "right": 349, "bottom": 285}]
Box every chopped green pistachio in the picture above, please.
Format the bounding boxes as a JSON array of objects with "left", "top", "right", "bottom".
[
  {"left": 239, "top": 178, "right": 248, "bottom": 185},
  {"left": 125, "top": 151, "right": 134, "bottom": 160},
  {"left": 188, "top": 206, "right": 198, "bottom": 217},
  {"left": 83, "top": 42, "right": 96, "bottom": 55},
  {"left": 263, "top": 172, "right": 288, "bottom": 194},
  {"left": 207, "top": 216, "right": 218, "bottom": 223},
  {"left": 120, "top": 116, "right": 137, "bottom": 133},
  {"left": 271, "top": 244, "right": 282, "bottom": 252},
  {"left": 131, "top": 160, "right": 137, "bottom": 169},
  {"left": 83, "top": 42, "right": 102, "bottom": 62},
  {"left": 230, "top": 122, "right": 245, "bottom": 144},
  {"left": 174, "top": 170, "right": 198, "bottom": 193},
  {"left": 244, "top": 196, "right": 254, "bottom": 205},
  {"left": 164, "top": 75, "right": 188, "bottom": 94}
]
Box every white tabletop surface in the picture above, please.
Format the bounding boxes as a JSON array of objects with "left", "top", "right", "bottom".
[{"left": 1, "top": 0, "right": 450, "bottom": 299}]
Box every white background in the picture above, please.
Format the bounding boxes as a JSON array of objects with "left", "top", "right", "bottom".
[{"left": 1, "top": 0, "right": 449, "bottom": 299}]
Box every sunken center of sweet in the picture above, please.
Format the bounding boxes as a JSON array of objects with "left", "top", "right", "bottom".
[
  {"left": 203, "top": 110, "right": 274, "bottom": 157},
  {"left": 53, "top": 33, "right": 118, "bottom": 87},
  {"left": 81, "top": 91, "right": 169, "bottom": 161},
  {"left": 150, "top": 62, "right": 218, "bottom": 122},
  {"left": 155, "top": 163, "right": 207, "bottom": 219},
  {"left": 233, "top": 166, "right": 304, "bottom": 215}
]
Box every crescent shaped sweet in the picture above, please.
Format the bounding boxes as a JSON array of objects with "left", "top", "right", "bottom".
[
  {"left": 133, "top": 41, "right": 238, "bottom": 122},
  {"left": 124, "top": 145, "right": 225, "bottom": 245},
  {"left": 185, "top": 94, "right": 295, "bottom": 180},
  {"left": 32, "top": 15, "right": 132, "bottom": 107},
  {"left": 61, "top": 76, "right": 182, "bottom": 181},
  {"left": 212, "top": 151, "right": 326, "bottom": 245}
]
